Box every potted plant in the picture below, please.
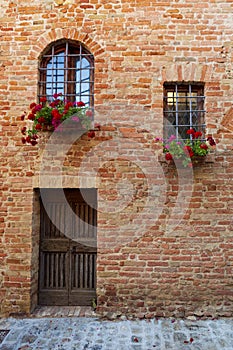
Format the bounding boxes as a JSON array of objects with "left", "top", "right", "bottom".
[
  {"left": 21, "top": 93, "right": 93, "bottom": 145},
  {"left": 155, "top": 129, "right": 216, "bottom": 168}
]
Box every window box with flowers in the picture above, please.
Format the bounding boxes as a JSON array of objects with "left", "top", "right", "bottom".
[
  {"left": 156, "top": 129, "right": 216, "bottom": 168},
  {"left": 21, "top": 93, "right": 94, "bottom": 146}
]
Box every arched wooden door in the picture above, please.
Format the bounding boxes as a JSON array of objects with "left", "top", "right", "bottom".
[{"left": 38, "top": 189, "right": 97, "bottom": 306}]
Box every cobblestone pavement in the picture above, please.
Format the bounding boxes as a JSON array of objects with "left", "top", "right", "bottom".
[{"left": 0, "top": 316, "right": 232, "bottom": 350}]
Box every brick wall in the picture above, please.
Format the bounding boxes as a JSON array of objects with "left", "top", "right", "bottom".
[{"left": 0, "top": 0, "right": 232, "bottom": 318}]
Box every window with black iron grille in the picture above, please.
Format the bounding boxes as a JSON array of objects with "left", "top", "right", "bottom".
[
  {"left": 38, "top": 40, "right": 94, "bottom": 106},
  {"left": 163, "top": 83, "right": 205, "bottom": 141}
]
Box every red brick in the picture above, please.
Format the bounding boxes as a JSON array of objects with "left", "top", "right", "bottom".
[{"left": 0, "top": 0, "right": 233, "bottom": 320}]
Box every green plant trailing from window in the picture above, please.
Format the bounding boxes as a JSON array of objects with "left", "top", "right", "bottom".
[
  {"left": 155, "top": 129, "right": 216, "bottom": 168},
  {"left": 21, "top": 93, "right": 93, "bottom": 146}
]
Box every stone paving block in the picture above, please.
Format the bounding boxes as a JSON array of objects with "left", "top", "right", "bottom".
[{"left": 0, "top": 317, "right": 232, "bottom": 350}]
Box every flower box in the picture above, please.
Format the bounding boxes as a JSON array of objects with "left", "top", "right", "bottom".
[
  {"left": 21, "top": 93, "right": 93, "bottom": 146},
  {"left": 156, "top": 129, "right": 216, "bottom": 168},
  {"left": 158, "top": 152, "right": 215, "bottom": 168}
]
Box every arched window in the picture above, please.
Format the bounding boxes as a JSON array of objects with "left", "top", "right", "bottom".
[{"left": 38, "top": 40, "right": 94, "bottom": 106}]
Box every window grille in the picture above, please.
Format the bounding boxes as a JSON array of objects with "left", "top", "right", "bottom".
[
  {"left": 38, "top": 41, "right": 94, "bottom": 106},
  {"left": 163, "top": 83, "right": 205, "bottom": 141}
]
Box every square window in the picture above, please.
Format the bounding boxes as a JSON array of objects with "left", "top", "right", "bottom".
[{"left": 163, "top": 83, "right": 205, "bottom": 141}]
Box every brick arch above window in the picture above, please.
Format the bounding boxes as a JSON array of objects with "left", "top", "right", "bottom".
[
  {"left": 38, "top": 39, "right": 94, "bottom": 106},
  {"left": 161, "top": 63, "right": 213, "bottom": 83},
  {"left": 30, "top": 28, "right": 104, "bottom": 60}
]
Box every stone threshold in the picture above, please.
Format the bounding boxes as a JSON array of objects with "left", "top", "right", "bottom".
[{"left": 31, "top": 305, "right": 96, "bottom": 318}]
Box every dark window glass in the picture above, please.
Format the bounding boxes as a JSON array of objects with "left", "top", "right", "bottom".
[{"left": 163, "top": 83, "right": 205, "bottom": 140}]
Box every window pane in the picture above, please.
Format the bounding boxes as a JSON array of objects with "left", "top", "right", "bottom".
[
  {"left": 46, "top": 52, "right": 65, "bottom": 99},
  {"left": 75, "top": 58, "right": 91, "bottom": 105}
]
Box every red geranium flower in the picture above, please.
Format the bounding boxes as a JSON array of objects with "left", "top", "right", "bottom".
[
  {"left": 40, "top": 97, "right": 47, "bottom": 103},
  {"left": 207, "top": 136, "right": 216, "bottom": 146},
  {"left": 200, "top": 143, "right": 208, "bottom": 150},
  {"left": 77, "top": 101, "right": 85, "bottom": 107},
  {"left": 194, "top": 131, "right": 202, "bottom": 138},
  {"left": 32, "top": 104, "right": 42, "bottom": 114},
  {"left": 184, "top": 145, "right": 192, "bottom": 153},
  {"left": 165, "top": 152, "right": 173, "bottom": 161},
  {"left": 38, "top": 117, "right": 46, "bottom": 124},
  {"left": 190, "top": 151, "right": 194, "bottom": 157},
  {"left": 30, "top": 102, "right": 37, "bottom": 109},
  {"left": 35, "top": 124, "right": 42, "bottom": 130},
  {"left": 186, "top": 128, "right": 195, "bottom": 136},
  {"left": 28, "top": 113, "right": 35, "bottom": 120},
  {"left": 51, "top": 109, "right": 62, "bottom": 119},
  {"left": 50, "top": 99, "right": 60, "bottom": 107},
  {"left": 87, "top": 130, "right": 95, "bottom": 138},
  {"left": 65, "top": 101, "right": 73, "bottom": 109},
  {"left": 53, "top": 92, "right": 62, "bottom": 99},
  {"left": 30, "top": 140, "right": 38, "bottom": 146},
  {"left": 184, "top": 146, "right": 194, "bottom": 157},
  {"left": 21, "top": 127, "right": 27, "bottom": 135}
]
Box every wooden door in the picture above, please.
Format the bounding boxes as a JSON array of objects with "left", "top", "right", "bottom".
[{"left": 38, "top": 189, "right": 97, "bottom": 306}]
